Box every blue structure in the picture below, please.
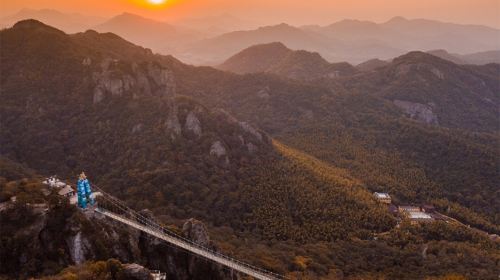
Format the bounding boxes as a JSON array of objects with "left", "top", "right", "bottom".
[{"left": 77, "top": 172, "right": 94, "bottom": 209}]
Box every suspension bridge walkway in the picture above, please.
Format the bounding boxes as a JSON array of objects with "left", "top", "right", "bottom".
[{"left": 91, "top": 186, "right": 284, "bottom": 280}]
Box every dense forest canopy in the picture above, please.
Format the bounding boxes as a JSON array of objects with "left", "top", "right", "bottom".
[{"left": 1, "top": 20, "right": 499, "bottom": 279}]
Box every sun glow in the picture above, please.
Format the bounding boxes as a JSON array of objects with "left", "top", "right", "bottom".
[{"left": 148, "top": 0, "right": 167, "bottom": 5}]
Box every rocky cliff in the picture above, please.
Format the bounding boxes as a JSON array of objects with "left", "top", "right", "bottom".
[{"left": 0, "top": 192, "right": 232, "bottom": 280}]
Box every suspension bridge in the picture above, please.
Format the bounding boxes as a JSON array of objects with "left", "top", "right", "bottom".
[{"left": 91, "top": 186, "right": 285, "bottom": 280}]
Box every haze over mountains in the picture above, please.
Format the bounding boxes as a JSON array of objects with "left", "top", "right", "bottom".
[
  {"left": 1, "top": 4, "right": 500, "bottom": 279},
  {"left": 182, "top": 16, "right": 500, "bottom": 64},
  {"left": 2, "top": 9, "right": 500, "bottom": 65},
  {"left": 93, "top": 12, "right": 204, "bottom": 54},
  {"left": 0, "top": 8, "right": 104, "bottom": 33}
]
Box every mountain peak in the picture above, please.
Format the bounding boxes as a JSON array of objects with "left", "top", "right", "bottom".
[
  {"left": 386, "top": 16, "right": 408, "bottom": 23},
  {"left": 259, "top": 22, "right": 297, "bottom": 31},
  {"left": 111, "top": 12, "right": 149, "bottom": 21},
  {"left": 12, "top": 19, "right": 64, "bottom": 34},
  {"left": 253, "top": 41, "right": 289, "bottom": 51},
  {"left": 218, "top": 42, "right": 292, "bottom": 74},
  {"left": 394, "top": 51, "right": 446, "bottom": 62}
]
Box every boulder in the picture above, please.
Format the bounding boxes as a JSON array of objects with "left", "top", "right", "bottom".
[
  {"left": 210, "top": 141, "right": 227, "bottom": 157},
  {"left": 182, "top": 218, "right": 210, "bottom": 247},
  {"left": 122, "top": 263, "right": 153, "bottom": 280}
]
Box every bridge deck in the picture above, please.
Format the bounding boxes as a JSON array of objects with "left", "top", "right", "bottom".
[{"left": 95, "top": 208, "right": 278, "bottom": 280}]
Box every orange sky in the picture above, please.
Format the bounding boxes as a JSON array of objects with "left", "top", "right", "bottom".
[{"left": 1, "top": 0, "right": 499, "bottom": 28}]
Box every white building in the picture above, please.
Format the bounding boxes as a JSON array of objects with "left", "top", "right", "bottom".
[
  {"left": 43, "top": 176, "right": 67, "bottom": 188},
  {"left": 374, "top": 192, "right": 392, "bottom": 204},
  {"left": 58, "top": 185, "right": 75, "bottom": 198}
]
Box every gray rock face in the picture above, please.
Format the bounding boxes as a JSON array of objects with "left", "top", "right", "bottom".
[
  {"left": 326, "top": 71, "right": 340, "bottom": 78},
  {"left": 210, "top": 141, "right": 227, "bottom": 157},
  {"left": 122, "top": 263, "right": 153, "bottom": 280},
  {"left": 166, "top": 111, "right": 182, "bottom": 137},
  {"left": 92, "top": 60, "right": 175, "bottom": 104},
  {"left": 93, "top": 88, "right": 105, "bottom": 104},
  {"left": 257, "top": 86, "right": 271, "bottom": 99},
  {"left": 82, "top": 57, "right": 92, "bottom": 66},
  {"left": 135, "top": 73, "right": 152, "bottom": 97},
  {"left": 67, "top": 231, "right": 91, "bottom": 265},
  {"left": 395, "top": 64, "right": 411, "bottom": 77},
  {"left": 394, "top": 100, "right": 439, "bottom": 125},
  {"left": 132, "top": 124, "right": 143, "bottom": 134},
  {"left": 92, "top": 73, "right": 132, "bottom": 103},
  {"left": 2, "top": 202, "right": 231, "bottom": 280},
  {"left": 185, "top": 111, "right": 202, "bottom": 137},
  {"left": 182, "top": 218, "right": 210, "bottom": 247},
  {"left": 430, "top": 67, "right": 445, "bottom": 80},
  {"left": 239, "top": 122, "right": 262, "bottom": 141},
  {"left": 246, "top": 142, "right": 258, "bottom": 153}
]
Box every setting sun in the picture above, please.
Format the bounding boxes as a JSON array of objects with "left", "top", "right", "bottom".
[{"left": 148, "top": 0, "right": 167, "bottom": 4}]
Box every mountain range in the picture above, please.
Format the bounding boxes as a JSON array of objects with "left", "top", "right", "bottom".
[
  {"left": 1, "top": 19, "right": 499, "bottom": 279},
  {"left": 3, "top": 9, "right": 499, "bottom": 66},
  {"left": 175, "top": 13, "right": 263, "bottom": 36},
  {"left": 178, "top": 16, "right": 500, "bottom": 64},
  {"left": 427, "top": 49, "right": 500, "bottom": 65}
]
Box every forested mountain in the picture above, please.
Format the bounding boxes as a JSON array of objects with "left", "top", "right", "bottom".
[
  {"left": 342, "top": 52, "right": 500, "bottom": 131},
  {"left": 174, "top": 23, "right": 341, "bottom": 65},
  {"left": 93, "top": 13, "right": 203, "bottom": 54},
  {"left": 0, "top": 8, "right": 104, "bottom": 33},
  {"left": 356, "top": 58, "right": 390, "bottom": 71},
  {"left": 305, "top": 17, "right": 500, "bottom": 58},
  {"left": 175, "top": 16, "right": 500, "bottom": 65},
  {"left": 1, "top": 20, "right": 499, "bottom": 279},
  {"left": 218, "top": 42, "right": 358, "bottom": 80},
  {"left": 174, "top": 51, "right": 500, "bottom": 232},
  {"left": 428, "top": 49, "right": 500, "bottom": 65}
]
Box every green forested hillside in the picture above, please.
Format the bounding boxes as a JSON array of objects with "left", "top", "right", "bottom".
[
  {"left": 1, "top": 20, "right": 499, "bottom": 279},
  {"left": 163, "top": 68, "right": 499, "bottom": 231},
  {"left": 218, "top": 42, "right": 358, "bottom": 80}
]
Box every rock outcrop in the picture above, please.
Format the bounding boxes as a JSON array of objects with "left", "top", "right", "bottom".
[
  {"left": 185, "top": 111, "right": 202, "bottom": 137},
  {"left": 92, "top": 60, "right": 176, "bottom": 104},
  {"left": 239, "top": 122, "right": 262, "bottom": 142},
  {"left": 393, "top": 100, "right": 439, "bottom": 125},
  {"left": 182, "top": 218, "right": 211, "bottom": 247},
  {"left": 122, "top": 263, "right": 153, "bottom": 280},
  {"left": 210, "top": 141, "right": 227, "bottom": 158},
  {"left": 0, "top": 201, "right": 231, "bottom": 280}
]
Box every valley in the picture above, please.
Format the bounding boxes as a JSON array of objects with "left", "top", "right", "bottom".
[{"left": 0, "top": 5, "right": 499, "bottom": 279}]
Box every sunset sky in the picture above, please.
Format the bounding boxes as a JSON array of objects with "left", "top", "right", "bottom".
[{"left": 1, "top": 0, "right": 499, "bottom": 28}]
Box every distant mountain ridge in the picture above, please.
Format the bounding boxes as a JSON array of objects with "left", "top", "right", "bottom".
[
  {"left": 176, "top": 22, "right": 337, "bottom": 65},
  {"left": 218, "top": 42, "right": 357, "bottom": 80},
  {"left": 427, "top": 49, "right": 500, "bottom": 65},
  {"left": 1, "top": 19, "right": 500, "bottom": 280},
  {"left": 177, "top": 16, "right": 500, "bottom": 65},
  {"left": 356, "top": 58, "right": 390, "bottom": 71},
  {"left": 0, "top": 8, "right": 104, "bottom": 33},
  {"left": 174, "top": 13, "right": 262, "bottom": 36},
  {"left": 3, "top": 10, "right": 499, "bottom": 66},
  {"left": 93, "top": 12, "right": 203, "bottom": 53}
]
